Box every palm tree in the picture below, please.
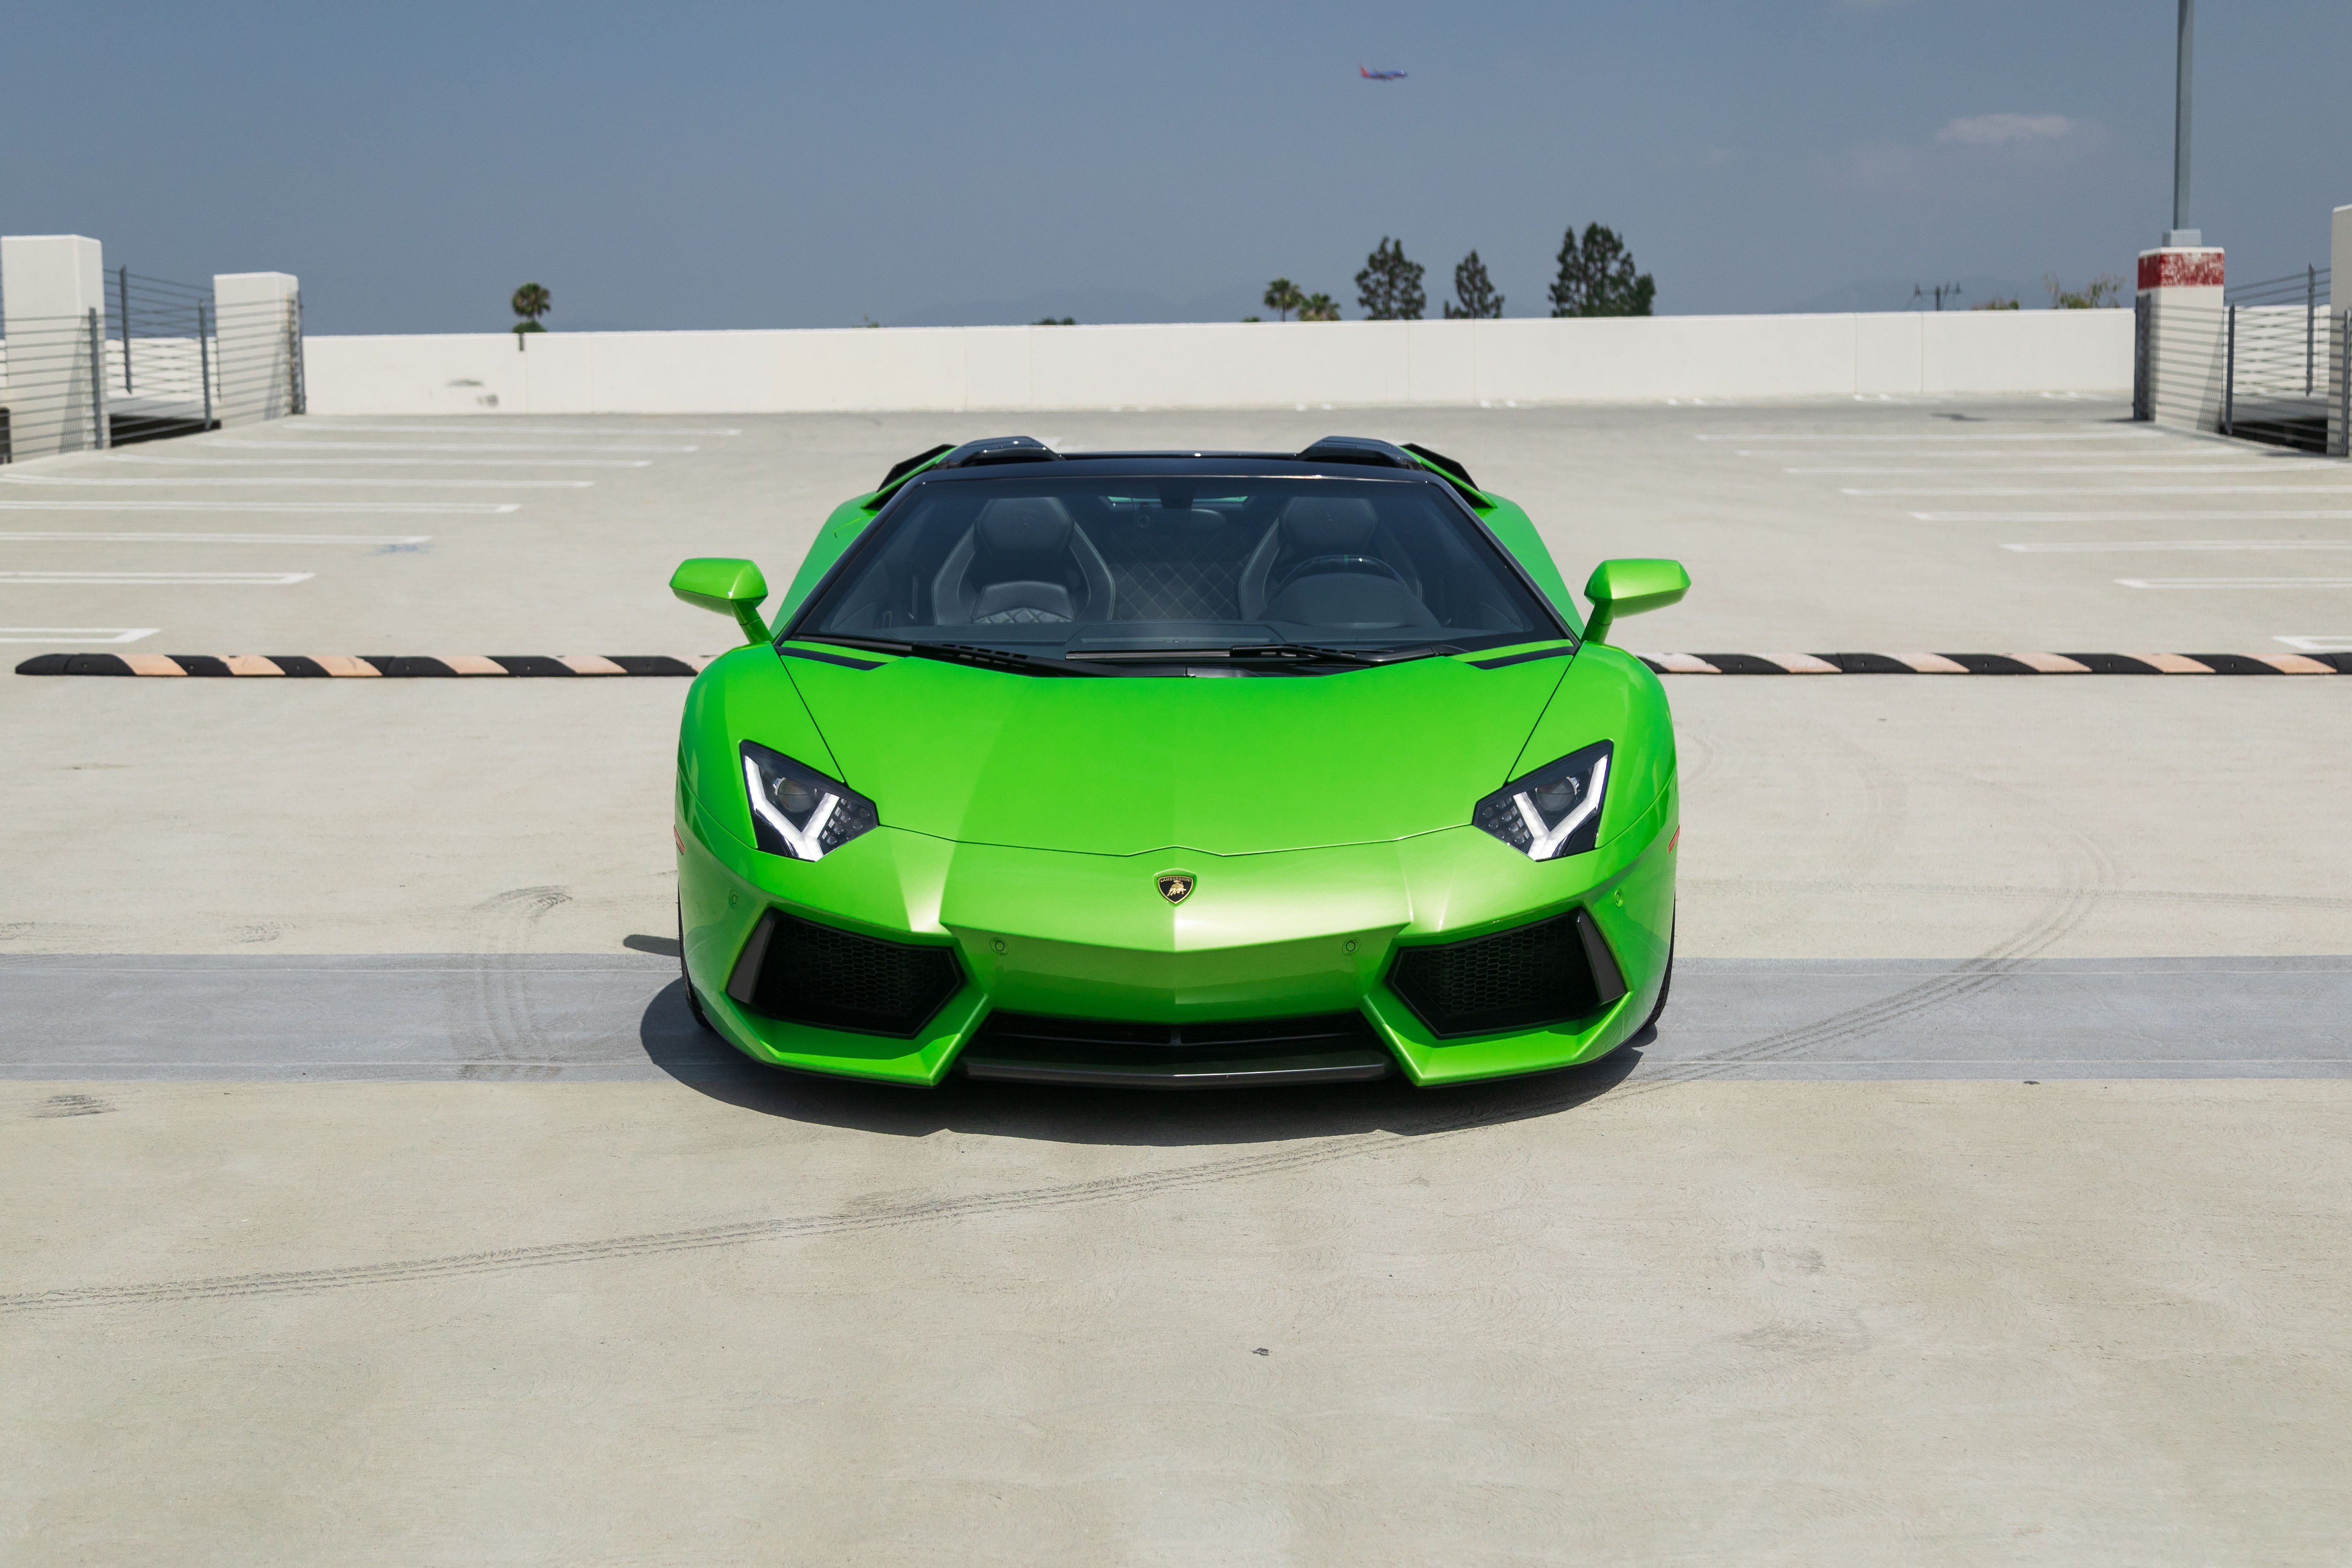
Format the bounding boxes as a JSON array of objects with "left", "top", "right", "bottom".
[
  {"left": 511, "top": 282, "right": 552, "bottom": 344},
  {"left": 1263, "top": 278, "right": 1305, "bottom": 322},
  {"left": 1299, "top": 292, "right": 1341, "bottom": 322}
]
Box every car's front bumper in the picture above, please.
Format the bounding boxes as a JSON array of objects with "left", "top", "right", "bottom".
[{"left": 678, "top": 777, "right": 1676, "bottom": 1088}]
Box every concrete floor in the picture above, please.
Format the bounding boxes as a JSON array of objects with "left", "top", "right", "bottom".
[{"left": 4, "top": 398, "right": 2349, "bottom": 1564}]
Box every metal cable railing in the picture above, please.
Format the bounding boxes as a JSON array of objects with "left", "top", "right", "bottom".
[
  {"left": 108, "top": 269, "right": 218, "bottom": 440},
  {"left": 1, "top": 267, "right": 303, "bottom": 461},
  {"left": 2226, "top": 264, "right": 2331, "bottom": 308},
  {"left": 211, "top": 292, "right": 304, "bottom": 429},
  {"left": 0, "top": 310, "right": 113, "bottom": 462},
  {"left": 2222, "top": 265, "right": 2335, "bottom": 452}
]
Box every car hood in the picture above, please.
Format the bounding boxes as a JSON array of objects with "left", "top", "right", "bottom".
[{"left": 778, "top": 650, "right": 1577, "bottom": 857}]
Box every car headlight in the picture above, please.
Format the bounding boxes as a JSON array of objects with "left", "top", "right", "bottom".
[
  {"left": 740, "top": 740, "right": 878, "bottom": 860},
  {"left": 1473, "top": 740, "right": 1612, "bottom": 861}
]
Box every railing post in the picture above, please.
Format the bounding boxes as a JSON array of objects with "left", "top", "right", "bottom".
[
  {"left": 2131, "top": 295, "right": 2153, "bottom": 421},
  {"left": 2339, "top": 311, "right": 2351, "bottom": 459},
  {"left": 2222, "top": 304, "right": 2235, "bottom": 435},
  {"left": 289, "top": 291, "right": 306, "bottom": 416},
  {"left": 86, "top": 307, "right": 110, "bottom": 450},
  {"left": 198, "top": 301, "right": 215, "bottom": 429},
  {"left": 117, "top": 263, "right": 133, "bottom": 395},
  {"left": 2307, "top": 264, "right": 2317, "bottom": 395}
]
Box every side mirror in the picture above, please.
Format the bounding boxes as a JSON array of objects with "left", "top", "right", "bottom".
[
  {"left": 1581, "top": 558, "right": 1689, "bottom": 647},
  {"left": 671, "top": 557, "right": 771, "bottom": 646}
]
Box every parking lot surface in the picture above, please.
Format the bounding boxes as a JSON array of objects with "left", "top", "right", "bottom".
[{"left": 4, "top": 398, "right": 2347, "bottom": 1565}]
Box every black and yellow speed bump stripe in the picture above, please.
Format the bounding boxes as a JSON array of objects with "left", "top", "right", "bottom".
[
  {"left": 13, "top": 654, "right": 713, "bottom": 677},
  {"left": 1635, "top": 652, "right": 2352, "bottom": 675}
]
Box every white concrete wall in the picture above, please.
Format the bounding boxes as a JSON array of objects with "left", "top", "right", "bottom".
[
  {"left": 304, "top": 310, "right": 2133, "bottom": 417},
  {"left": 213, "top": 271, "right": 300, "bottom": 426},
  {"left": 0, "top": 234, "right": 108, "bottom": 459},
  {"left": 2135, "top": 247, "right": 2227, "bottom": 433}
]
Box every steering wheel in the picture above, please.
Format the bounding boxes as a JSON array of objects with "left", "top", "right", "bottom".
[{"left": 1269, "top": 554, "right": 1410, "bottom": 599}]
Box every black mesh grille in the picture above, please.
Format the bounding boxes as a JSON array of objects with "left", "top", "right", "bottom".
[
  {"left": 961, "top": 1010, "right": 1392, "bottom": 1087},
  {"left": 1389, "top": 910, "right": 1611, "bottom": 1037},
  {"left": 739, "top": 912, "right": 963, "bottom": 1036}
]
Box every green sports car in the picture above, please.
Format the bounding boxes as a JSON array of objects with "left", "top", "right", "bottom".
[{"left": 668, "top": 435, "right": 1688, "bottom": 1089}]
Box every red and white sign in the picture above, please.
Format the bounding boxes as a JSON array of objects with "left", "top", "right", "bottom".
[{"left": 2137, "top": 250, "right": 2225, "bottom": 291}]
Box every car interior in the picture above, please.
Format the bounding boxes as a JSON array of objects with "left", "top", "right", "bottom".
[{"left": 806, "top": 476, "right": 1553, "bottom": 646}]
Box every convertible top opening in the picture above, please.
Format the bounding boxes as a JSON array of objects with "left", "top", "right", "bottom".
[{"left": 795, "top": 470, "right": 1564, "bottom": 669}]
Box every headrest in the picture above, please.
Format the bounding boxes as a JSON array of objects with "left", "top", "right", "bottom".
[
  {"left": 974, "top": 496, "right": 1074, "bottom": 557},
  {"left": 1281, "top": 496, "right": 1379, "bottom": 553}
]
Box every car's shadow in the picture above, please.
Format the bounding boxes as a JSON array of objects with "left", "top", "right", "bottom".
[{"left": 637, "top": 979, "right": 1646, "bottom": 1148}]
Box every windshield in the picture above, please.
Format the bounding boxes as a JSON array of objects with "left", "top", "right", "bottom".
[{"left": 790, "top": 475, "right": 1563, "bottom": 663}]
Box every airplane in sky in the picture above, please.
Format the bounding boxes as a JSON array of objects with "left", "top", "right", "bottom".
[{"left": 1359, "top": 65, "right": 1407, "bottom": 81}]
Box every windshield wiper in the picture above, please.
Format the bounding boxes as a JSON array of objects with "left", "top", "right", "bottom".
[
  {"left": 1075, "top": 642, "right": 1453, "bottom": 667},
  {"left": 1223, "top": 642, "right": 1454, "bottom": 666},
  {"left": 794, "top": 634, "right": 1112, "bottom": 677}
]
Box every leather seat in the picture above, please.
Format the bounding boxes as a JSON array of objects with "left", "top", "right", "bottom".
[
  {"left": 931, "top": 497, "right": 1115, "bottom": 626},
  {"left": 1238, "top": 496, "right": 1431, "bottom": 624}
]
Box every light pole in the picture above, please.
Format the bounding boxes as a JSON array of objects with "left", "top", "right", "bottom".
[{"left": 2166, "top": 0, "right": 2199, "bottom": 245}]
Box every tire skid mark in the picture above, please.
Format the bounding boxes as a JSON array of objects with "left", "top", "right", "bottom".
[
  {"left": 0, "top": 1063, "right": 1646, "bottom": 1316},
  {"left": 0, "top": 797, "right": 2122, "bottom": 1317},
  {"left": 1635, "top": 795, "right": 2116, "bottom": 1090},
  {"left": 0, "top": 1128, "right": 1428, "bottom": 1315},
  {"left": 469, "top": 886, "right": 573, "bottom": 1065}
]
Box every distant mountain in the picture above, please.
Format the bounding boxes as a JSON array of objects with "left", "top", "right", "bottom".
[
  {"left": 891, "top": 283, "right": 1263, "bottom": 328},
  {"left": 1780, "top": 276, "right": 2039, "bottom": 314}
]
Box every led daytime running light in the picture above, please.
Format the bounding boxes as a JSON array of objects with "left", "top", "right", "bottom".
[
  {"left": 1511, "top": 753, "right": 1606, "bottom": 861},
  {"left": 744, "top": 754, "right": 841, "bottom": 861},
  {"left": 737, "top": 740, "right": 878, "bottom": 862},
  {"left": 1472, "top": 740, "right": 1613, "bottom": 862}
]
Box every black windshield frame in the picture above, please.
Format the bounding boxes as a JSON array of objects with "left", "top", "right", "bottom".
[{"left": 780, "top": 461, "right": 1573, "bottom": 665}]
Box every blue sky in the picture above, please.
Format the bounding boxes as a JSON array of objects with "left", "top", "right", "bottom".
[{"left": 5, "top": 0, "right": 2346, "bottom": 332}]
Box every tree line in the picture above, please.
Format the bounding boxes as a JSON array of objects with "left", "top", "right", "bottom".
[{"left": 1252, "top": 226, "right": 1655, "bottom": 323}]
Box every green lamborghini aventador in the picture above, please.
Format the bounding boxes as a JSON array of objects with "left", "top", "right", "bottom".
[{"left": 668, "top": 435, "right": 1688, "bottom": 1088}]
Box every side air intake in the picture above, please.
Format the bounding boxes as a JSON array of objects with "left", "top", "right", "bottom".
[
  {"left": 1387, "top": 908, "right": 1627, "bottom": 1038},
  {"left": 725, "top": 909, "right": 963, "bottom": 1037}
]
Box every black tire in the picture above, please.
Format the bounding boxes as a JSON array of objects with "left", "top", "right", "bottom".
[
  {"left": 680, "top": 902, "right": 716, "bottom": 1034},
  {"left": 1640, "top": 921, "right": 1675, "bottom": 1033}
]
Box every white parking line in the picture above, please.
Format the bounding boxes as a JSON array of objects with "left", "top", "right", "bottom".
[
  {"left": 0, "top": 571, "right": 315, "bottom": 586},
  {"left": 1698, "top": 431, "right": 2161, "bottom": 442},
  {"left": 0, "top": 501, "right": 517, "bottom": 514},
  {"left": 1, "top": 476, "right": 589, "bottom": 490},
  {"left": 290, "top": 423, "right": 742, "bottom": 436},
  {"left": 0, "top": 532, "right": 431, "bottom": 545},
  {"left": 1743, "top": 450, "right": 2217, "bottom": 459},
  {"left": 1850, "top": 485, "right": 2352, "bottom": 496},
  {"left": 0, "top": 627, "right": 159, "bottom": 644},
  {"left": 2002, "top": 541, "right": 2352, "bottom": 552},
  {"left": 1914, "top": 510, "right": 2352, "bottom": 522},
  {"left": 2116, "top": 577, "right": 2352, "bottom": 589},
  {"left": 2276, "top": 635, "right": 2352, "bottom": 652},
  {"left": 106, "top": 455, "right": 652, "bottom": 469},
  {"left": 1793, "top": 463, "right": 2331, "bottom": 475},
  {"left": 208, "top": 439, "right": 695, "bottom": 454}
]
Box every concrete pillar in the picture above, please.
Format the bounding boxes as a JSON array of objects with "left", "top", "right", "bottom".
[
  {"left": 1, "top": 234, "right": 107, "bottom": 459},
  {"left": 2331, "top": 206, "right": 2350, "bottom": 456},
  {"left": 2133, "top": 244, "right": 2225, "bottom": 431},
  {"left": 212, "top": 271, "right": 301, "bottom": 426}
]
